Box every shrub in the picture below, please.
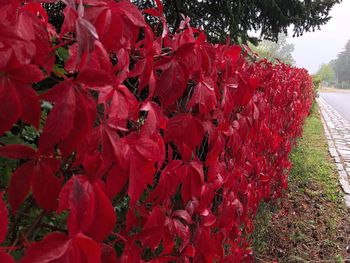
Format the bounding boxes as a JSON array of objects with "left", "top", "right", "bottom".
[{"left": 0, "top": 1, "right": 313, "bottom": 262}]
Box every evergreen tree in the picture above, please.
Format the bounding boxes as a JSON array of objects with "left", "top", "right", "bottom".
[{"left": 134, "top": 0, "right": 341, "bottom": 44}]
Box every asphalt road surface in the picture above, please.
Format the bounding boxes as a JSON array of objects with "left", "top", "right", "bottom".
[{"left": 320, "top": 92, "right": 350, "bottom": 122}]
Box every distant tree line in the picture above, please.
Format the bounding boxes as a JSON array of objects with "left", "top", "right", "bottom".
[
  {"left": 316, "top": 40, "right": 350, "bottom": 89},
  {"left": 330, "top": 40, "right": 350, "bottom": 88}
]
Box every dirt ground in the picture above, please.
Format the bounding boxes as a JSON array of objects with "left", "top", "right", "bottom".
[
  {"left": 252, "top": 106, "right": 350, "bottom": 263},
  {"left": 253, "top": 180, "right": 350, "bottom": 262}
]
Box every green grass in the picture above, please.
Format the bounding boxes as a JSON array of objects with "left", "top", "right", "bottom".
[
  {"left": 289, "top": 104, "right": 343, "bottom": 204},
  {"left": 252, "top": 103, "right": 349, "bottom": 262}
]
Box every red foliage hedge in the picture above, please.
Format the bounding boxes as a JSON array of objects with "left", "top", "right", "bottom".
[{"left": 0, "top": 0, "right": 314, "bottom": 262}]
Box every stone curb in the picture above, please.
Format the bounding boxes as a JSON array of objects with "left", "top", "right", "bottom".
[{"left": 317, "top": 97, "right": 350, "bottom": 207}]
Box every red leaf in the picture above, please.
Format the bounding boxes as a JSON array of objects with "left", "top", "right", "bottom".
[
  {"left": 87, "top": 5, "right": 123, "bottom": 52},
  {"left": 129, "top": 56, "right": 154, "bottom": 93},
  {"left": 0, "top": 252, "right": 15, "bottom": 263},
  {"left": 139, "top": 206, "right": 167, "bottom": 249},
  {"left": 21, "top": 3, "right": 49, "bottom": 26},
  {"left": 116, "top": 1, "right": 146, "bottom": 27},
  {"left": 193, "top": 228, "right": 215, "bottom": 262},
  {"left": 119, "top": 241, "right": 142, "bottom": 263},
  {"left": 32, "top": 161, "right": 61, "bottom": 211},
  {"left": 224, "top": 45, "right": 242, "bottom": 63},
  {"left": 0, "top": 144, "right": 36, "bottom": 159},
  {"left": 3, "top": 143, "right": 61, "bottom": 212},
  {"left": 180, "top": 161, "right": 204, "bottom": 202},
  {"left": 198, "top": 183, "right": 216, "bottom": 212},
  {"left": 156, "top": 59, "right": 188, "bottom": 108},
  {"left": 40, "top": 81, "right": 95, "bottom": 155},
  {"left": 155, "top": 0, "right": 164, "bottom": 15},
  {"left": 59, "top": 176, "right": 116, "bottom": 241},
  {"left": 140, "top": 102, "right": 168, "bottom": 136},
  {"left": 172, "top": 210, "right": 193, "bottom": 224},
  {"left": 16, "top": 84, "right": 41, "bottom": 129},
  {"left": 60, "top": 6, "right": 78, "bottom": 37},
  {"left": 20, "top": 232, "right": 70, "bottom": 263},
  {"left": 106, "top": 164, "right": 129, "bottom": 199},
  {"left": 144, "top": 8, "right": 160, "bottom": 17},
  {"left": 85, "top": 183, "right": 116, "bottom": 241},
  {"left": 0, "top": 77, "right": 40, "bottom": 132},
  {"left": 128, "top": 144, "right": 157, "bottom": 206},
  {"left": 72, "top": 233, "right": 102, "bottom": 262},
  {"left": 8, "top": 64, "right": 45, "bottom": 84},
  {"left": 165, "top": 114, "right": 204, "bottom": 153},
  {"left": 21, "top": 232, "right": 101, "bottom": 263},
  {"left": 144, "top": 0, "right": 164, "bottom": 17},
  {"left": 40, "top": 83, "right": 76, "bottom": 151},
  {"left": 183, "top": 244, "right": 196, "bottom": 257},
  {"left": 59, "top": 176, "right": 95, "bottom": 236},
  {"left": 104, "top": 85, "right": 139, "bottom": 128},
  {"left": 0, "top": 80, "right": 21, "bottom": 135},
  {"left": 114, "top": 134, "right": 164, "bottom": 206},
  {"left": 76, "top": 68, "right": 114, "bottom": 87},
  {"left": 99, "top": 123, "right": 120, "bottom": 167},
  {"left": 101, "top": 244, "right": 117, "bottom": 263},
  {"left": 76, "top": 17, "right": 99, "bottom": 65},
  {"left": 8, "top": 161, "right": 35, "bottom": 212},
  {"left": 187, "top": 78, "right": 217, "bottom": 115},
  {"left": 148, "top": 160, "right": 182, "bottom": 203},
  {"left": 59, "top": 94, "right": 96, "bottom": 156}
]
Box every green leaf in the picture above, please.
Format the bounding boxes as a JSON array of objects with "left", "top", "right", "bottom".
[
  {"left": 57, "top": 47, "right": 69, "bottom": 62},
  {"left": 22, "top": 126, "right": 39, "bottom": 143},
  {"left": 52, "top": 65, "right": 67, "bottom": 78},
  {"left": 0, "top": 132, "right": 25, "bottom": 145},
  {"left": 0, "top": 157, "right": 16, "bottom": 188}
]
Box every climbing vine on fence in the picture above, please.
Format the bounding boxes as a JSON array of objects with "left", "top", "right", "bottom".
[{"left": 0, "top": 0, "right": 313, "bottom": 262}]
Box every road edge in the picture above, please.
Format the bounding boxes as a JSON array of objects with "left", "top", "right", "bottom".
[{"left": 317, "top": 97, "right": 350, "bottom": 207}]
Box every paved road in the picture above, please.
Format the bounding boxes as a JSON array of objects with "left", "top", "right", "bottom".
[{"left": 320, "top": 92, "right": 350, "bottom": 122}]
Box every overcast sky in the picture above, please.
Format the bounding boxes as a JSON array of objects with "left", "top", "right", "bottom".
[{"left": 287, "top": 0, "right": 350, "bottom": 74}]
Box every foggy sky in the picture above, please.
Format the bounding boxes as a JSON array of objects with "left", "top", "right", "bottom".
[{"left": 287, "top": 0, "right": 350, "bottom": 74}]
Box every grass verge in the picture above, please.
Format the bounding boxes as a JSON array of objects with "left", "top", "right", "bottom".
[{"left": 252, "top": 103, "right": 350, "bottom": 262}]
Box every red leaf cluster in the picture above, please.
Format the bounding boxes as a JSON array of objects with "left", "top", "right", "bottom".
[{"left": 0, "top": 1, "right": 313, "bottom": 262}]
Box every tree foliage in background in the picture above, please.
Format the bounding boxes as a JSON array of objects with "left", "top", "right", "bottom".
[
  {"left": 133, "top": 0, "right": 341, "bottom": 44},
  {"left": 330, "top": 40, "right": 350, "bottom": 87},
  {"left": 249, "top": 33, "right": 295, "bottom": 65},
  {"left": 315, "top": 63, "right": 335, "bottom": 84}
]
